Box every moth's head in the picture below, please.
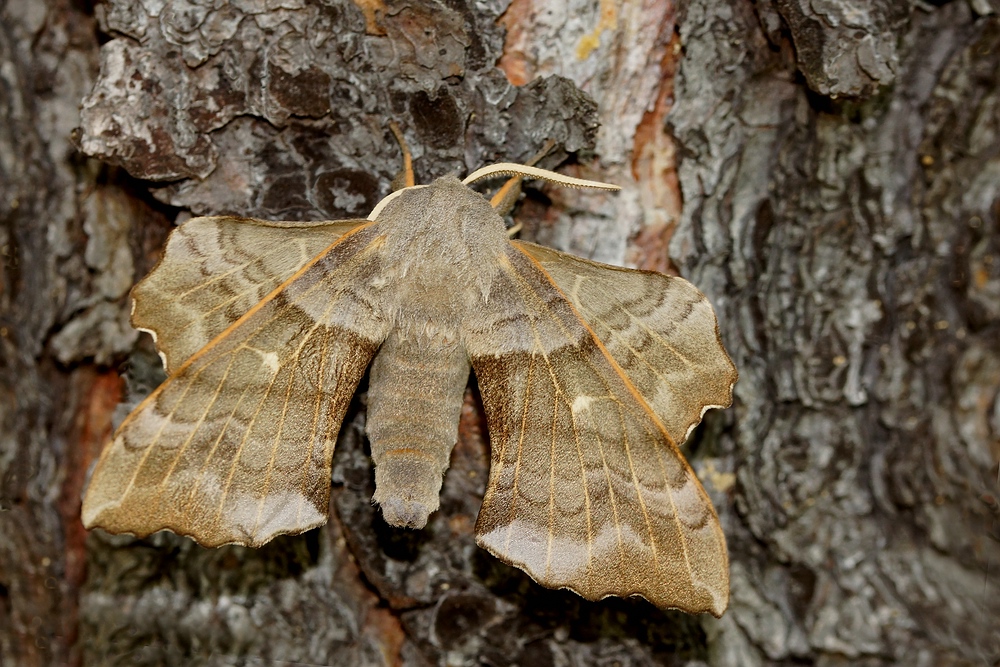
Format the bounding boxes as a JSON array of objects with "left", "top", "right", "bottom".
[
  {"left": 429, "top": 174, "right": 507, "bottom": 235},
  {"left": 367, "top": 175, "right": 508, "bottom": 254},
  {"left": 369, "top": 162, "right": 620, "bottom": 225}
]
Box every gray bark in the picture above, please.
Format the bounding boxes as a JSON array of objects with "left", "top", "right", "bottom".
[
  {"left": 0, "top": 0, "right": 997, "bottom": 665},
  {"left": 671, "top": 1, "right": 1000, "bottom": 663}
]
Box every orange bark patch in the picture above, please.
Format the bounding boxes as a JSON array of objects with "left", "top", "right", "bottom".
[
  {"left": 363, "top": 605, "right": 406, "bottom": 667},
  {"left": 497, "top": 0, "right": 534, "bottom": 85},
  {"left": 60, "top": 369, "right": 123, "bottom": 586},
  {"left": 631, "top": 223, "right": 679, "bottom": 275},
  {"left": 328, "top": 509, "right": 407, "bottom": 663},
  {"left": 351, "top": 0, "right": 388, "bottom": 36},
  {"left": 56, "top": 368, "right": 123, "bottom": 664},
  {"left": 451, "top": 387, "right": 490, "bottom": 531},
  {"left": 974, "top": 265, "right": 990, "bottom": 290},
  {"left": 629, "top": 25, "right": 682, "bottom": 274},
  {"left": 457, "top": 387, "right": 488, "bottom": 463}
]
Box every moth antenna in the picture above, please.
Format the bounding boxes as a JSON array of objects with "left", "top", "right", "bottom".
[
  {"left": 489, "top": 140, "right": 562, "bottom": 226},
  {"left": 488, "top": 139, "right": 560, "bottom": 213},
  {"left": 388, "top": 121, "right": 416, "bottom": 189},
  {"left": 464, "top": 163, "right": 620, "bottom": 192}
]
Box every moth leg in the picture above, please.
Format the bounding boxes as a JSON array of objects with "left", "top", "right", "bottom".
[
  {"left": 489, "top": 139, "right": 558, "bottom": 216},
  {"left": 388, "top": 121, "right": 416, "bottom": 190}
]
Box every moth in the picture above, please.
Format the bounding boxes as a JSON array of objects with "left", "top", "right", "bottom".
[{"left": 82, "top": 145, "right": 737, "bottom": 616}]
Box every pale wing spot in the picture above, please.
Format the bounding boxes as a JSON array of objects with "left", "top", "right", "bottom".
[
  {"left": 568, "top": 274, "right": 586, "bottom": 302},
  {"left": 571, "top": 394, "right": 595, "bottom": 414},
  {"left": 260, "top": 351, "right": 280, "bottom": 374},
  {"left": 245, "top": 347, "right": 281, "bottom": 375}
]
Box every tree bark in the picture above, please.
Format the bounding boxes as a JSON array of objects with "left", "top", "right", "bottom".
[{"left": 0, "top": 0, "right": 997, "bottom": 665}]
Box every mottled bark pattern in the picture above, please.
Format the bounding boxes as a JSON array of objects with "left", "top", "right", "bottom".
[
  {"left": 671, "top": 0, "right": 1000, "bottom": 663},
  {"left": 78, "top": 0, "right": 599, "bottom": 218},
  {"left": 2, "top": 0, "right": 999, "bottom": 665}
]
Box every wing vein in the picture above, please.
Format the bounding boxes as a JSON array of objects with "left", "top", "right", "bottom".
[
  {"left": 503, "top": 248, "right": 693, "bottom": 594},
  {"left": 213, "top": 324, "right": 318, "bottom": 525},
  {"left": 296, "top": 302, "right": 335, "bottom": 528},
  {"left": 151, "top": 353, "right": 240, "bottom": 497},
  {"left": 250, "top": 329, "right": 307, "bottom": 537},
  {"left": 514, "top": 262, "right": 623, "bottom": 587},
  {"left": 589, "top": 311, "right": 694, "bottom": 380},
  {"left": 567, "top": 396, "right": 596, "bottom": 581},
  {"left": 504, "top": 352, "right": 534, "bottom": 555},
  {"left": 117, "top": 352, "right": 234, "bottom": 509},
  {"left": 301, "top": 328, "right": 331, "bottom": 526},
  {"left": 546, "top": 386, "right": 558, "bottom": 578},
  {"left": 182, "top": 382, "right": 254, "bottom": 512}
]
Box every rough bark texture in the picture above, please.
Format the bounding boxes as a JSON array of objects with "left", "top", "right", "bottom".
[{"left": 0, "top": 0, "right": 998, "bottom": 665}]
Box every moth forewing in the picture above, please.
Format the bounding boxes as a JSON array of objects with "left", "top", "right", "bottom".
[{"left": 510, "top": 240, "right": 738, "bottom": 444}]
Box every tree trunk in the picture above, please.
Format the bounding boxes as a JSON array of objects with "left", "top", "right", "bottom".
[{"left": 1, "top": 0, "right": 997, "bottom": 665}]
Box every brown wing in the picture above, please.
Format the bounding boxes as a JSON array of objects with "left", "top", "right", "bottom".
[
  {"left": 512, "top": 241, "right": 736, "bottom": 444},
  {"left": 464, "top": 245, "right": 730, "bottom": 615},
  {"left": 132, "top": 216, "right": 368, "bottom": 372},
  {"left": 82, "top": 223, "right": 389, "bottom": 548}
]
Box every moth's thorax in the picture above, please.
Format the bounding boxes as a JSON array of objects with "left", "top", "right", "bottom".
[
  {"left": 372, "top": 176, "right": 507, "bottom": 268},
  {"left": 369, "top": 175, "right": 509, "bottom": 323}
]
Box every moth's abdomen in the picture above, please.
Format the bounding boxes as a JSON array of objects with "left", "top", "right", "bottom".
[{"left": 366, "top": 330, "right": 470, "bottom": 529}]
